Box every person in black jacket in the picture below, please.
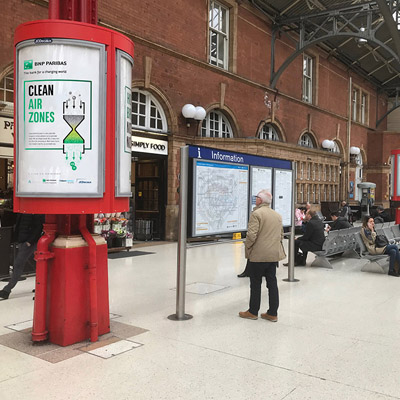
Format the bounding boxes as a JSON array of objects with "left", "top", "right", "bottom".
[
  {"left": 294, "top": 210, "right": 325, "bottom": 266},
  {"left": 0, "top": 213, "right": 44, "bottom": 300},
  {"left": 339, "top": 200, "right": 353, "bottom": 223},
  {"left": 326, "top": 211, "right": 352, "bottom": 231},
  {"left": 376, "top": 205, "right": 391, "bottom": 222}
]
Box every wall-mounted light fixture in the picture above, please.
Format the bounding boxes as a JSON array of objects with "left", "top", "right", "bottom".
[
  {"left": 350, "top": 146, "right": 361, "bottom": 155},
  {"left": 182, "top": 104, "right": 206, "bottom": 127},
  {"left": 322, "top": 139, "right": 335, "bottom": 150}
]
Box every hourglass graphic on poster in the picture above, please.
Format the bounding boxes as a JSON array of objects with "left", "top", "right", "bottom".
[{"left": 16, "top": 40, "right": 105, "bottom": 197}]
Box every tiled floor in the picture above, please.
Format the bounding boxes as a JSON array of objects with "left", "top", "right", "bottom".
[{"left": 1, "top": 240, "right": 400, "bottom": 399}]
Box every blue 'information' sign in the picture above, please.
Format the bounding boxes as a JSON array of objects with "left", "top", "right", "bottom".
[{"left": 188, "top": 145, "right": 291, "bottom": 169}]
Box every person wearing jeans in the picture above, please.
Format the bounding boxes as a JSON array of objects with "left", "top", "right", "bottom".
[
  {"left": 239, "top": 189, "right": 286, "bottom": 322},
  {"left": 360, "top": 216, "right": 400, "bottom": 277},
  {"left": 384, "top": 244, "right": 400, "bottom": 275},
  {"left": 0, "top": 213, "right": 44, "bottom": 299}
]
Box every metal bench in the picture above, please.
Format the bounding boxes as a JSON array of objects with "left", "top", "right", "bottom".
[
  {"left": 310, "top": 228, "right": 360, "bottom": 269},
  {"left": 390, "top": 224, "right": 400, "bottom": 242}
]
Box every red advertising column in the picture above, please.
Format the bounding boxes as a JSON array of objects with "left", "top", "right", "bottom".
[
  {"left": 14, "top": 20, "right": 134, "bottom": 345},
  {"left": 390, "top": 150, "right": 400, "bottom": 224}
]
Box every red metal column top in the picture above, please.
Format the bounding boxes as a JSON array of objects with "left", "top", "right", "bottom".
[{"left": 48, "top": 0, "right": 98, "bottom": 24}]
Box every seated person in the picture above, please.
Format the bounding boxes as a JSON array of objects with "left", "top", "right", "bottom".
[
  {"left": 375, "top": 205, "right": 391, "bottom": 223},
  {"left": 295, "top": 206, "right": 306, "bottom": 235},
  {"left": 301, "top": 202, "right": 312, "bottom": 233},
  {"left": 294, "top": 209, "right": 325, "bottom": 266},
  {"left": 326, "top": 211, "right": 352, "bottom": 232},
  {"left": 360, "top": 216, "right": 400, "bottom": 277}
]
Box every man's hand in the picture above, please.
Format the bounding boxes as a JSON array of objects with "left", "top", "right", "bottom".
[
  {"left": 26, "top": 242, "right": 31, "bottom": 247},
  {"left": 325, "top": 224, "right": 331, "bottom": 232}
]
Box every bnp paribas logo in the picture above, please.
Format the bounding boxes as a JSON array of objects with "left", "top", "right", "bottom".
[{"left": 24, "top": 60, "right": 33, "bottom": 70}]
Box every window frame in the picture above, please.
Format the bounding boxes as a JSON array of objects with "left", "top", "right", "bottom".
[
  {"left": 209, "top": 0, "right": 229, "bottom": 70},
  {"left": 0, "top": 72, "right": 14, "bottom": 104},
  {"left": 352, "top": 85, "right": 369, "bottom": 125},
  {"left": 201, "top": 110, "right": 233, "bottom": 138},
  {"left": 299, "top": 133, "right": 315, "bottom": 148},
  {"left": 131, "top": 89, "right": 168, "bottom": 133},
  {"left": 302, "top": 53, "right": 313, "bottom": 103},
  {"left": 258, "top": 123, "right": 281, "bottom": 141},
  {"left": 360, "top": 92, "right": 368, "bottom": 124}
]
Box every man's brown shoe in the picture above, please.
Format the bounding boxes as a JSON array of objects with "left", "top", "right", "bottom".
[
  {"left": 261, "top": 313, "right": 278, "bottom": 322},
  {"left": 239, "top": 310, "right": 258, "bottom": 320}
]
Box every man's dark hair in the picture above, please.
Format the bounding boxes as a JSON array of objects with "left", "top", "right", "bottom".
[{"left": 330, "top": 211, "right": 339, "bottom": 218}]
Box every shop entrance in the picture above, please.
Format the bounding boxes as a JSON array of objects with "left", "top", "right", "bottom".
[{"left": 132, "top": 156, "right": 167, "bottom": 240}]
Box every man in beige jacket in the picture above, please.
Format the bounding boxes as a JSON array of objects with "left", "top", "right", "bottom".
[{"left": 239, "top": 190, "right": 286, "bottom": 322}]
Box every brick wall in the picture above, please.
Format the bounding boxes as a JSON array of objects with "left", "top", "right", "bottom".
[{"left": 1, "top": 0, "right": 397, "bottom": 239}]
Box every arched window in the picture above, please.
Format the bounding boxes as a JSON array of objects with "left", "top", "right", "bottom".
[
  {"left": 328, "top": 141, "right": 340, "bottom": 153},
  {"left": 0, "top": 71, "right": 13, "bottom": 104},
  {"left": 298, "top": 133, "right": 316, "bottom": 148},
  {"left": 201, "top": 110, "right": 233, "bottom": 138},
  {"left": 131, "top": 89, "right": 168, "bottom": 133},
  {"left": 258, "top": 123, "right": 281, "bottom": 141}
]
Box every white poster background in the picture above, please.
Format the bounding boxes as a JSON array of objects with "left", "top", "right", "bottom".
[
  {"left": 273, "top": 169, "right": 293, "bottom": 227},
  {"left": 249, "top": 166, "right": 272, "bottom": 216},
  {"left": 16, "top": 40, "right": 105, "bottom": 196},
  {"left": 115, "top": 51, "right": 133, "bottom": 196},
  {"left": 0, "top": 116, "right": 14, "bottom": 145},
  {"left": 193, "top": 160, "right": 249, "bottom": 236}
]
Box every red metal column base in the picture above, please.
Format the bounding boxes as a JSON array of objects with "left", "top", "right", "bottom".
[
  {"left": 396, "top": 208, "right": 400, "bottom": 225},
  {"left": 32, "top": 215, "right": 57, "bottom": 342}
]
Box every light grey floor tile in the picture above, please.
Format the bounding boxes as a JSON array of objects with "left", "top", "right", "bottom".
[{"left": 1, "top": 241, "right": 400, "bottom": 399}]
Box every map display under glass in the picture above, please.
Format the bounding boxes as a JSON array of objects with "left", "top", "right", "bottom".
[{"left": 193, "top": 160, "right": 249, "bottom": 236}]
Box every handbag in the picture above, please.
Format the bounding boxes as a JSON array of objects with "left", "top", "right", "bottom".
[{"left": 375, "top": 234, "right": 389, "bottom": 248}]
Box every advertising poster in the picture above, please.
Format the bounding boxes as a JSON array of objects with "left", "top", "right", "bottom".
[
  {"left": 16, "top": 39, "right": 106, "bottom": 197},
  {"left": 115, "top": 50, "right": 133, "bottom": 197}
]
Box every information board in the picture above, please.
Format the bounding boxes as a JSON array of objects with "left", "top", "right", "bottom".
[
  {"left": 115, "top": 50, "right": 133, "bottom": 197},
  {"left": 16, "top": 39, "right": 106, "bottom": 197},
  {"left": 249, "top": 166, "right": 272, "bottom": 215},
  {"left": 273, "top": 168, "right": 293, "bottom": 227},
  {"left": 192, "top": 160, "right": 249, "bottom": 236}
]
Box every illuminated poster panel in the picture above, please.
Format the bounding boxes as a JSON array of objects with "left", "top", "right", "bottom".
[
  {"left": 273, "top": 168, "right": 293, "bottom": 227},
  {"left": 16, "top": 39, "right": 106, "bottom": 197},
  {"left": 249, "top": 166, "right": 272, "bottom": 216},
  {"left": 115, "top": 50, "right": 133, "bottom": 197},
  {"left": 192, "top": 159, "right": 249, "bottom": 236}
]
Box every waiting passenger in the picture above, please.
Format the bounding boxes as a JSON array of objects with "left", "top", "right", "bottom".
[
  {"left": 339, "top": 200, "right": 353, "bottom": 223},
  {"left": 295, "top": 206, "right": 306, "bottom": 234},
  {"left": 301, "top": 202, "right": 312, "bottom": 233},
  {"left": 326, "top": 211, "right": 352, "bottom": 232},
  {"left": 0, "top": 213, "right": 44, "bottom": 300},
  {"left": 375, "top": 205, "right": 391, "bottom": 223},
  {"left": 294, "top": 209, "right": 325, "bottom": 266},
  {"left": 360, "top": 216, "right": 400, "bottom": 277}
]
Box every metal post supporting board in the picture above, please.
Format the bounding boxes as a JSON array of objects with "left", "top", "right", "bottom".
[
  {"left": 168, "top": 146, "right": 192, "bottom": 321},
  {"left": 283, "top": 161, "right": 299, "bottom": 282}
]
